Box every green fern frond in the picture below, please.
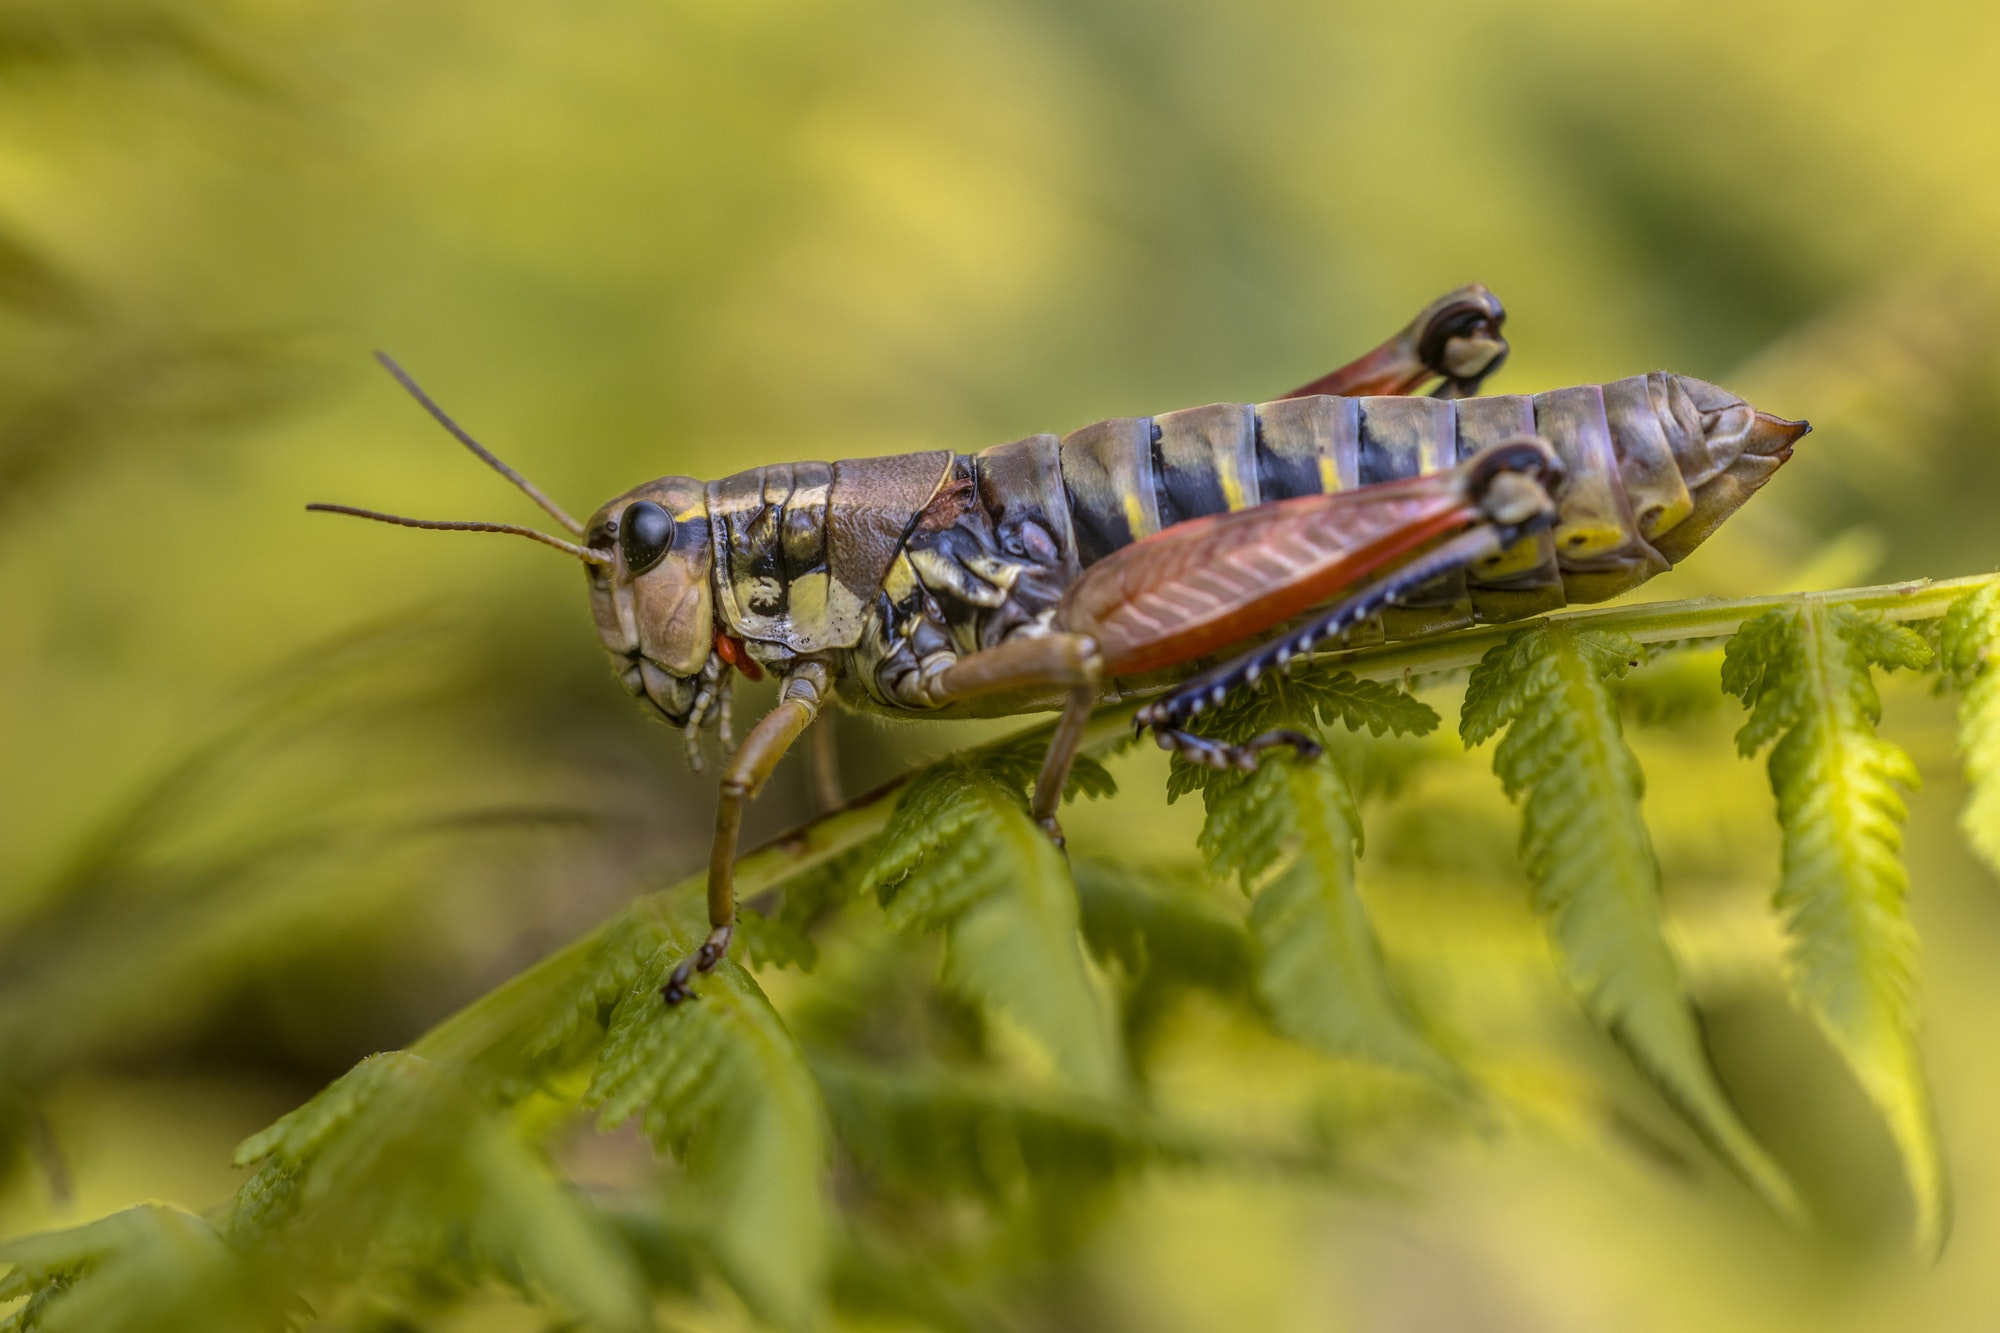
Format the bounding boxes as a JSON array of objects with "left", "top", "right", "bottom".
[
  {"left": 739, "top": 845, "right": 874, "bottom": 973},
  {"left": 226, "top": 1051, "right": 650, "bottom": 1333},
  {"left": 1195, "top": 754, "right": 1314, "bottom": 887},
  {"left": 11, "top": 576, "right": 1995, "bottom": 1330},
  {"left": 973, "top": 728, "right": 1118, "bottom": 803},
  {"left": 0, "top": 1206, "right": 277, "bottom": 1333},
  {"left": 1463, "top": 623, "right": 1801, "bottom": 1218},
  {"left": 1938, "top": 583, "right": 2000, "bottom": 878},
  {"left": 1214, "top": 749, "right": 1463, "bottom": 1083},
  {"left": 1164, "top": 676, "right": 1456, "bottom": 1080},
  {"left": 1614, "top": 645, "right": 1728, "bottom": 727},
  {"left": 1458, "top": 626, "right": 1542, "bottom": 747},
  {"left": 862, "top": 763, "right": 1020, "bottom": 929},
  {"left": 861, "top": 760, "right": 1124, "bottom": 1093},
  {"left": 606, "top": 1198, "right": 998, "bottom": 1333},
  {"left": 1291, "top": 669, "right": 1442, "bottom": 738},
  {"left": 812, "top": 1057, "right": 1219, "bottom": 1198},
  {"left": 1071, "top": 858, "right": 1251, "bottom": 996},
  {"left": 580, "top": 914, "right": 829, "bottom": 1330},
  {"left": 521, "top": 911, "right": 680, "bottom": 1075},
  {"left": 1165, "top": 669, "right": 1438, "bottom": 804},
  {"left": 1723, "top": 603, "right": 1946, "bottom": 1253}
]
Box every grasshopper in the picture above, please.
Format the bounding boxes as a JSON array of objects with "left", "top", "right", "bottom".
[{"left": 312, "top": 285, "right": 1808, "bottom": 1000}]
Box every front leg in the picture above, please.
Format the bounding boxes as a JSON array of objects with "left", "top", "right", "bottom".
[
  {"left": 662, "top": 662, "right": 828, "bottom": 1004},
  {"left": 1281, "top": 283, "right": 1509, "bottom": 401}
]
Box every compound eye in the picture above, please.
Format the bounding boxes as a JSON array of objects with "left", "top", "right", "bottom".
[{"left": 618, "top": 500, "right": 674, "bottom": 575}]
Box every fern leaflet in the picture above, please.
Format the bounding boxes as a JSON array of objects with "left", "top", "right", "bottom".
[
  {"left": 1072, "top": 857, "right": 1251, "bottom": 996},
  {"left": 1723, "top": 602, "right": 1945, "bottom": 1252},
  {"left": 1166, "top": 669, "right": 1438, "bottom": 804},
  {"left": 977, "top": 727, "right": 1119, "bottom": 802},
  {"left": 576, "top": 912, "right": 829, "bottom": 1330},
  {"left": 738, "top": 845, "right": 875, "bottom": 973},
  {"left": 1463, "top": 623, "right": 1801, "bottom": 1217},
  {"left": 861, "top": 759, "right": 1123, "bottom": 1094},
  {"left": 224, "top": 1050, "right": 650, "bottom": 1332},
  {"left": 1939, "top": 583, "right": 2000, "bottom": 879},
  {"left": 0, "top": 1206, "right": 275, "bottom": 1333},
  {"left": 1171, "top": 673, "right": 1456, "bottom": 1082},
  {"left": 812, "top": 1057, "right": 1221, "bottom": 1198}
]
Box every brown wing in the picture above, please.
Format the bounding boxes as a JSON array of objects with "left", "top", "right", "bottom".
[{"left": 1057, "top": 476, "right": 1476, "bottom": 675}]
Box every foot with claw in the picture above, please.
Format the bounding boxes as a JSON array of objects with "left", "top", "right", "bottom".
[
  {"left": 1149, "top": 725, "right": 1323, "bottom": 772},
  {"left": 660, "top": 923, "right": 735, "bottom": 1005},
  {"left": 1037, "top": 815, "right": 1068, "bottom": 849}
]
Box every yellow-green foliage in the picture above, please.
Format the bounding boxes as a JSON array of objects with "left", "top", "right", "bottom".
[
  {"left": 570, "top": 921, "right": 827, "bottom": 1330},
  {"left": 861, "top": 751, "right": 1123, "bottom": 1096},
  {"left": 233, "top": 1052, "right": 651, "bottom": 1332},
  {"left": 1722, "top": 604, "right": 1946, "bottom": 1254},
  {"left": 1463, "top": 624, "right": 1800, "bottom": 1217},
  {"left": 4, "top": 585, "right": 1993, "bottom": 1328},
  {"left": 1174, "top": 677, "right": 1458, "bottom": 1084},
  {"left": 11, "top": 0, "right": 2000, "bottom": 1327},
  {"left": 1939, "top": 584, "right": 2000, "bottom": 877},
  {"left": 0, "top": 1206, "right": 272, "bottom": 1333}
]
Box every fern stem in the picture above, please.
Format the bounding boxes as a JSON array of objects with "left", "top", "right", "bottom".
[{"left": 1314, "top": 573, "right": 2000, "bottom": 684}]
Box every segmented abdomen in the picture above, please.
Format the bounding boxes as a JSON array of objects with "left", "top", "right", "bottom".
[{"left": 1012, "top": 376, "right": 1705, "bottom": 638}]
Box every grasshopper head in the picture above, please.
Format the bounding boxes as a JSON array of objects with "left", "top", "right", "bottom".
[
  {"left": 582, "top": 477, "right": 719, "bottom": 727},
  {"left": 308, "top": 357, "right": 734, "bottom": 745}
]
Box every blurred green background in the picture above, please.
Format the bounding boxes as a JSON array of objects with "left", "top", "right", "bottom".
[{"left": 3, "top": 0, "right": 1999, "bottom": 1328}]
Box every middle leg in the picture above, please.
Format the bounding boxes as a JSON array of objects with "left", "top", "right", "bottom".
[{"left": 926, "top": 632, "right": 1104, "bottom": 839}]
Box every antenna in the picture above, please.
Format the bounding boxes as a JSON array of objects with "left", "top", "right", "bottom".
[
  {"left": 373, "top": 351, "right": 586, "bottom": 536},
  {"left": 305, "top": 503, "right": 612, "bottom": 566}
]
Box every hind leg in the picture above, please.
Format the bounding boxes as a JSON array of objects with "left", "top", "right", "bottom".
[
  {"left": 1136, "top": 525, "right": 1511, "bottom": 767},
  {"left": 1282, "top": 283, "right": 1509, "bottom": 401}
]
